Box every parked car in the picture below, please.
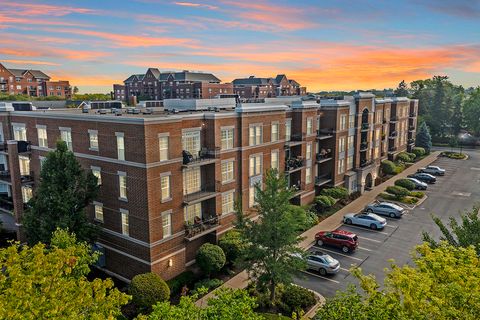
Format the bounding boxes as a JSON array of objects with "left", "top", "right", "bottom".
[
  {"left": 417, "top": 166, "right": 445, "bottom": 176},
  {"left": 365, "top": 201, "right": 405, "bottom": 218},
  {"left": 344, "top": 212, "right": 387, "bottom": 230},
  {"left": 408, "top": 173, "right": 436, "bottom": 184},
  {"left": 315, "top": 230, "right": 359, "bottom": 253},
  {"left": 304, "top": 251, "right": 340, "bottom": 276},
  {"left": 407, "top": 177, "right": 428, "bottom": 190}
]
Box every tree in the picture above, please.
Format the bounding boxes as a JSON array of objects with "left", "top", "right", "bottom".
[
  {"left": 415, "top": 122, "right": 432, "bottom": 153},
  {"left": 235, "top": 169, "right": 307, "bottom": 302},
  {"left": 73, "top": 86, "right": 79, "bottom": 94},
  {"left": 0, "top": 229, "right": 130, "bottom": 319},
  {"left": 23, "top": 141, "right": 99, "bottom": 245},
  {"left": 315, "top": 243, "right": 480, "bottom": 319},
  {"left": 463, "top": 87, "right": 480, "bottom": 136},
  {"left": 394, "top": 80, "right": 409, "bottom": 97},
  {"left": 422, "top": 204, "right": 480, "bottom": 255},
  {"left": 196, "top": 243, "right": 226, "bottom": 277},
  {"left": 129, "top": 273, "right": 170, "bottom": 310},
  {"left": 218, "top": 230, "right": 247, "bottom": 265},
  {"left": 143, "top": 288, "right": 262, "bottom": 320}
]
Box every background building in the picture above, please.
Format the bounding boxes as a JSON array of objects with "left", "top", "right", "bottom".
[{"left": 232, "top": 74, "right": 307, "bottom": 99}]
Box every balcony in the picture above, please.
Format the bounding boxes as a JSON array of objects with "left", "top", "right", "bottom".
[
  {"left": 183, "top": 185, "right": 218, "bottom": 205},
  {"left": 315, "top": 174, "right": 332, "bottom": 187},
  {"left": 409, "top": 112, "right": 416, "bottom": 117},
  {"left": 360, "top": 141, "right": 369, "bottom": 151},
  {"left": 21, "top": 172, "right": 34, "bottom": 185},
  {"left": 0, "top": 170, "right": 10, "bottom": 183},
  {"left": 389, "top": 131, "right": 397, "bottom": 139},
  {"left": 290, "top": 182, "right": 306, "bottom": 198},
  {"left": 316, "top": 151, "right": 333, "bottom": 163},
  {"left": 409, "top": 126, "right": 415, "bottom": 131},
  {"left": 388, "top": 146, "right": 397, "bottom": 152},
  {"left": 316, "top": 129, "right": 334, "bottom": 140},
  {"left": 285, "top": 157, "right": 305, "bottom": 173},
  {"left": 0, "top": 196, "right": 14, "bottom": 214},
  {"left": 390, "top": 116, "right": 398, "bottom": 122},
  {"left": 408, "top": 138, "right": 415, "bottom": 144},
  {"left": 0, "top": 141, "right": 32, "bottom": 154},
  {"left": 184, "top": 216, "right": 220, "bottom": 241},
  {"left": 361, "top": 123, "right": 370, "bottom": 131},
  {"left": 182, "top": 148, "right": 218, "bottom": 167},
  {"left": 360, "top": 160, "right": 373, "bottom": 168}
]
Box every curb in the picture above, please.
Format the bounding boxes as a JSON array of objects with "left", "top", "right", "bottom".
[
  {"left": 303, "top": 287, "right": 326, "bottom": 319},
  {"left": 376, "top": 194, "right": 428, "bottom": 210}
]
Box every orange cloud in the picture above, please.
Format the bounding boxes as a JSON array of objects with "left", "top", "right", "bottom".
[
  {"left": 173, "top": 1, "right": 218, "bottom": 10},
  {"left": 2, "top": 59, "right": 60, "bottom": 66},
  {"left": 0, "top": 13, "right": 88, "bottom": 27},
  {"left": 0, "top": 2, "right": 98, "bottom": 16}
]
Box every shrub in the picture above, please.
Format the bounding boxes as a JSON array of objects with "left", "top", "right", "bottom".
[
  {"left": 196, "top": 243, "right": 226, "bottom": 276},
  {"left": 166, "top": 271, "right": 197, "bottom": 296},
  {"left": 381, "top": 160, "right": 397, "bottom": 175},
  {"left": 410, "top": 191, "right": 425, "bottom": 199},
  {"left": 314, "top": 195, "right": 336, "bottom": 212},
  {"left": 386, "top": 185, "right": 410, "bottom": 200},
  {"left": 218, "top": 230, "right": 246, "bottom": 266},
  {"left": 394, "top": 162, "right": 406, "bottom": 174},
  {"left": 396, "top": 152, "right": 413, "bottom": 163},
  {"left": 348, "top": 191, "right": 362, "bottom": 201},
  {"left": 320, "top": 187, "right": 349, "bottom": 200},
  {"left": 406, "top": 152, "right": 417, "bottom": 161},
  {"left": 394, "top": 179, "right": 416, "bottom": 191},
  {"left": 129, "top": 272, "right": 170, "bottom": 310},
  {"left": 403, "top": 197, "right": 419, "bottom": 204},
  {"left": 441, "top": 151, "right": 466, "bottom": 159},
  {"left": 412, "top": 147, "right": 426, "bottom": 158},
  {"left": 191, "top": 278, "right": 224, "bottom": 295},
  {"left": 278, "top": 285, "right": 316, "bottom": 315}
]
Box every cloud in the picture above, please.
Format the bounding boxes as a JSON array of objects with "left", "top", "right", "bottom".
[
  {"left": 173, "top": 1, "right": 218, "bottom": 10},
  {"left": 415, "top": 0, "right": 480, "bottom": 18},
  {"left": 0, "top": 1, "right": 98, "bottom": 16},
  {"left": 0, "top": 13, "right": 89, "bottom": 27},
  {"left": 1, "top": 59, "right": 60, "bottom": 66}
]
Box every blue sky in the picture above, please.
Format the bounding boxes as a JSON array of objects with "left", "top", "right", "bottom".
[{"left": 1, "top": 0, "right": 479, "bottom": 93}]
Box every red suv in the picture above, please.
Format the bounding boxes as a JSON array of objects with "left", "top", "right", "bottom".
[{"left": 315, "top": 230, "right": 359, "bottom": 253}]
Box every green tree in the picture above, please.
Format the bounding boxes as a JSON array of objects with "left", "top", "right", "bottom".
[
  {"left": 415, "top": 122, "right": 432, "bottom": 153},
  {"left": 235, "top": 169, "right": 306, "bottom": 302},
  {"left": 73, "top": 86, "right": 79, "bottom": 94},
  {"left": 463, "top": 87, "right": 480, "bottom": 136},
  {"left": 143, "top": 288, "right": 262, "bottom": 320},
  {"left": 394, "top": 80, "right": 409, "bottom": 97},
  {"left": 0, "top": 229, "right": 130, "bottom": 319},
  {"left": 196, "top": 243, "right": 226, "bottom": 277},
  {"left": 23, "top": 141, "right": 99, "bottom": 245},
  {"left": 315, "top": 243, "right": 480, "bottom": 320},
  {"left": 130, "top": 273, "right": 170, "bottom": 311}
]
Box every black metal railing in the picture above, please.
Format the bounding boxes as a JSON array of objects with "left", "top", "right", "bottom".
[
  {"left": 390, "top": 116, "right": 398, "bottom": 122},
  {"left": 409, "top": 112, "right": 416, "bottom": 117},
  {"left": 20, "top": 171, "right": 34, "bottom": 184},
  {"left": 285, "top": 157, "right": 305, "bottom": 171},
  {"left": 316, "top": 152, "right": 332, "bottom": 161},
  {"left": 182, "top": 148, "right": 218, "bottom": 165},
  {"left": 389, "top": 146, "right": 397, "bottom": 152},
  {"left": 382, "top": 118, "right": 387, "bottom": 124},
  {"left": 290, "top": 133, "right": 305, "bottom": 142},
  {"left": 185, "top": 216, "right": 219, "bottom": 239},
  {"left": 315, "top": 174, "right": 332, "bottom": 186},
  {"left": 317, "top": 128, "right": 334, "bottom": 136},
  {"left": 360, "top": 160, "right": 373, "bottom": 168},
  {"left": 0, "top": 196, "right": 14, "bottom": 212},
  {"left": 389, "top": 131, "right": 397, "bottom": 138},
  {"left": 409, "top": 126, "right": 415, "bottom": 131},
  {"left": 360, "top": 142, "right": 369, "bottom": 151},
  {"left": 361, "top": 123, "right": 370, "bottom": 131}
]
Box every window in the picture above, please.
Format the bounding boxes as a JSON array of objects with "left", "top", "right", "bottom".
[
  {"left": 221, "top": 128, "right": 234, "bottom": 150},
  {"left": 349, "top": 115, "right": 355, "bottom": 129},
  {"left": 19, "top": 156, "right": 30, "bottom": 176},
  {"left": 222, "top": 191, "right": 234, "bottom": 215},
  {"left": 94, "top": 203, "right": 104, "bottom": 222},
  {"left": 21, "top": 186, "right": 32, "bottom": 203},
  {"left": 183, "top": 167, "right": 201, "bottom": 194},
  {"left": 249, "top": 124, "right": 262, "bottom": 146},
  {"left": 162, "top": 211, "right": 172, "bottom": 238},
  {"left": 118, "top": 172, "right": 127, "bottom": 200},
  {"left": 347, "top": 136, "right": 354, "bottom": 150},
  {"left": 339, "top": 137, "right": 346, "bottom": 153},
  {"left": 182, "top": 130, "right": 201, "bottom": 156},
  {"left": 89, "top": 130, "right": 98, "bottom": 150},
  {"left": 161, "top": 175, "right": 171, "bottom": 201},
  {"left": 91, "top": 166, "right": 102, "bottom": 185},
  {"left": 338, "top": 159, "right": 345, "bottom": 174},
  {"left": 249, "top": 154, "right": 262, "bottom": 176},
  {"left": 221, "top": 160, "right": 234, "bottom": 183},
  {"left": 340, "top": 115, "right": 347, "bottom": 130},
  {"left": 116, "top": 133, "right": 125, "bottom": 160},
  {"left": 13, "top": 125, "right": 27, "bottom": 141},
  {"left": 121, "top": 210, "right": 129, "bottom": 236},
  {"left": 377, "top": 110, "right": 383, "bottom": 123},
  {"left": 285, "top": 120, "right": 291, "bottom": 141},
  {"left": 316, "top": 117, "right": 321, "bottom": 133},
  {"left": 184, "top": 203, "right": 201, "bottom": 224},
  {"left": 347, "top": 155, "right": 353, "bottom": 170},
  {"left": 60, "top": 128, "right": 72, "bottom": 151},
  {"left": 374, "top": 146, "right": 380, "bottom": 159},
  {"left": 271, "top": 150, "right": 279, "bottom": 171},
  {"left": 37, "top": 127, "right": 47, "bottom": 148},
  {"left": 271, "top": 123, "right": 279, "bottom": 142},
  {"left": 39, "top": 156, "right": 46, "bottom": 170},
  {"left": 159, "top": 135, "right": 169, "bottom": 161},
  {"left": 306, "top": 167, "right": 312, "bottom": 184},
  {"left": 306, "top": 118, "right": 313, "bottom": 135},
  {"left": 306, "top": 143, "right": 312, "bottom": 160}
]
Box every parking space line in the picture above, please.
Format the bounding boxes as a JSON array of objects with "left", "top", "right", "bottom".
[
  {"left": 311, "top": 246, "right": 364, "bottom": 261},
  {"left": 384, "top": 224, "right": 398, "bottom": 229},
  {"left": 339, "top": 267, "right": 350, "bottom": 272},
  {"left": 341, "top": 224, "right": 390, "bottom": 235},
  {"left": 358, "top": 246, "right": 372, "bottom": 252},
  {"left": 357, "top": 235, "right": 382, "bottom": 243},
  {"left": 301, "top": 270, "right": 340, "bottom": 283}
]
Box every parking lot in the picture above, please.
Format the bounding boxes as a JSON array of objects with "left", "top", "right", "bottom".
[{"left": 294, "top": 149, "right": 480, "bottom": 298}]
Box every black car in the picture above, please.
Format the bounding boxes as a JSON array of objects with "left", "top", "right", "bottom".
[{"left": 408, "top": 173, "right": 436, "bottom": 184}]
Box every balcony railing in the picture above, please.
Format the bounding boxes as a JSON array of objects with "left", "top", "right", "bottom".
[
  {"left": 316, "top": 151, "right": 333, "bottom": 162},
  {"left": 316, "top": 129, "right": 334, "bottom": 139},
  {"left": 360, "top": 142, "right": 369, "bottom": 151},
  {"left": 360, "top": 160, "right": 373, "bottom": 168},
  {"left": 409, "top": 112, "right": 416, "bottom": 117},
  {"left": 361, "top": 123, "right": 370, "bottom": 131},
  {"left": 21, "top": 171, "right": 34, "bottom": 184},
  {"left": 183, "top": 185, "right": 217, "bottom": 205},
  {"left": 0, "top": 196, "right": 14, "bottom": 213},
  {"left": 315, "top": 174, "right": 332, "bottom": 186},
  {"left": 409, "top": 126, "right": 415, "bottom": 131},
  {"left": 389, "top": 131, "right": 397, "bottom": 138},
  {"left": 390, "top": 116, "right": 398, "bottom": 122},
  {"left": 185, "top": 216, "right": 219, "bottom": 240},
  {"left": 182, "top": 148, "right": 218, "bottom": 166},
  {"left": 290, "top": 133, "right": 305, "bottom": 142},
  {"left": 285, "top": 157, "right": 305, "bottom": 172},
  {"left": 389, "top": 146, "right": 397, "bottom": 152},
  {"left": 0, "top": 141, "right": 32, "bottom": 153}
]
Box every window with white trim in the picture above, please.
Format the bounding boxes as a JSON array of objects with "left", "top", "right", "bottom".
[
  {"left": 271, "top": 150, "right": 279, "bottom": 171},
  {"left": 347, "top": 136, "right": 354, "bottom": 150},
  {"left": 338, "top": 159, "right": 345, "bottom": 174},
  {"left": 340, "top": 115, "right": 347, "bottom": 130},
  {"left": 183, "top": 167, "right": 201, "bottom": 195},
  {"left": 249, "top": 184, "right": 261, "bottom": 208},
  {"left": 19, "top": 156, "right": 30, "bottom": 176},
  {"left": 184, "top": 203, "right": 201, "bottom": 224},
  {"left": 161, "top": 175, "right": 171, "bottom": 201},
  {"left": 37, "top": 127, "right": 48, "bottom": 148},
  {"left": 339, "top": 137, "right": 346, "bottom": 153},
  {"left": 306, "top": 118, "right": 313, "bottom": 135},
  {"left": 249, "top": 124, "right": 263, "bottom": 146},
  {"left": 94, "top": 203, "right": 104, "bottom": 222},
  {"left": 221, "top": 160, "right": 234, "bottom": 183},
  {"left": 221, "top": 128, "right": 234, "bottom": 150},
  {"left": 159, "top": 135, "right": 169, "bottom": 161},
  {"left": 118, "top": 172, "right": 127, "bottom": 200},
  {"left": 285, "top": 120, "right": 291, "bottom": 141},
  {"left": 60, "top": 128, "right": 72, "bottom": 151},
  {"left": 306, "top": 167, "right": 312, "bottom": 184},
  {"left": 116, "top": 134, "right": 125, "bottom": 160},
  {"left": 21, "top": 186, "right": 32, "bottom": 203},
  {"left": 249, "top": 154, "right": 262, "bottom": 177},
  {"left": 222, "top": 191, "right": 234, "bottom": 215},
  {"left": 347, "top": 155, "right": 353, "bottom": 170},
  {"left": 13, "top": 125, "right": 26, "bottom": 141},
  {"left": 91, "top": 167, "right": 102, "bottom": 185},
  {"left": 182, "top": 130, "right": 201, "bottom": 156},
  {"left": 121, "top": 210, "right": 129, "bottom": 236},
  {"left": 271, "top": 123, "right": 279, "bottom": 142},
  {"left": 162, "top": 211, "right": 172, "bottom": 238},
  {"left": 306, "top": 143, "right": 312, "bottom": 160},
  {"left": 89, "top": 130, "right": 98, "bottom": 150},
  {"left": 349, "top": 115, "right": 355, "bottom": 129}
]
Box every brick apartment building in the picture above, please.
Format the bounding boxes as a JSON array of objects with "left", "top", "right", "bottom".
[
  {"left": 120, "top": 68, "right": 234, "bottom": 103},
  {"left": 232, "top": 74, "right": 307, "bottom": 99},
  {"left": 0, "top": 94, "right": 417, "bottom": 282},
  {"left": 113, "top": 84, "right": 126, "bottom": 101},
  {"left": 0, "top": 63, "right": 72, "bottom": 99}
]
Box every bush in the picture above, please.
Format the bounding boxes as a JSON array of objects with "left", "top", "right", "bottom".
[
  {"left": 218, "top": 230, "right": 246, "bottom": 266},
  {"left": 394, "top": 179, "right": 416, "bottom": 191},
  {"left": 314, "top": 195, "right": 336, "bottom": 212},
  {"left": 394, "top": 162, "right": 406, "bottom": 174},
  {"left": 320, "top": 187, "right": 349, "bottom": 200},
  {"left": 129, "top": 272, "right": 170, "bottom": 310},
  {"left": 410, "top": 191, "right": 425, "bottom": 199},
  {"left": 278, "top": 285, "right": 316, "bottom": 315},
  {"left": 406, "top": 152, "right": 417, "bottom": 161},
  {"left": 166, "top": 271, "right": 197, "bottom": 296},
  {"left": 441, "top": 151, "right": 466, "bottom": 159},
  {"left": 196, "top": 243, "right": 226, "bottom": 276},
  {"left": 412, "top": 147, "right": 426, "bottom": 158},
  {"left": 386, "top": 186, "right": 410, "bottom": 200},
  {"left": 403, "top": 197, "right": 419, "bottom": 204},
  {"left": 396, "top": 152, "right": 413, "bottom": 163},
  {"left": 381, "top": 160, "right": 397, "bottom": 175},
  {"left": 191, "top": 278, "right": 224, "bottom": 295}
]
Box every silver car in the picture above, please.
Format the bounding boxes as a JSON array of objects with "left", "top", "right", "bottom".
[
  {"left": 305, "top": 251, "right": 340, "bottom": 276},
  {"left": 407, "top": 177, "right": 428, "bottom": 190},
  {"left": 365, "top": 201, "right": 405, "bottom": 218},
  {"left": 418, "top": 165, "right": 445, "bottom": 176}
]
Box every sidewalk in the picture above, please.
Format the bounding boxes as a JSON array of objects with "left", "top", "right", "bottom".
[{"left": 196, "top": 152, "right": 440, "bottom": 307}]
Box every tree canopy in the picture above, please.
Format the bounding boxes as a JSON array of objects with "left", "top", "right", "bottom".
[
  {"left": 23, "top": 141, "right": 99, "bottom": 245},
  {"left": 463, "top": 87, "right": 480, "bottom": 136},
  {"left": 0, "top": 229, "right": 130, "bottom": 319},
  {"left": 415, "top": 121, "right": 432, "bottom": 153}
]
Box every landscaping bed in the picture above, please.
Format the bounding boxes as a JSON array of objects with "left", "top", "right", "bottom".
[
  {"left": 378, "top": 179, "right": 426, "bottom": 205},
  {"left": 440, "top": 151, "right": 467, "bottom": 159}
]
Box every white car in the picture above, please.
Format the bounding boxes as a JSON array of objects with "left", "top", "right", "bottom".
[
  {"left": 344, "top": 212, "right": 387, "bottom": 230},
  {"left": 407, "top": 177, "right": 428, "bottom": 190},
  {"left": 418, "top": 166, "right": 445, "bottom": 176}
]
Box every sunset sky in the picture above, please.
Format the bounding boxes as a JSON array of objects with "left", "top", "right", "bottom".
[{"left": 1, "top": 0, "right": 479, "bottom": 93}]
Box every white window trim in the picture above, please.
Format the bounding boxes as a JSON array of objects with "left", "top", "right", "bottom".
[
  {"left": 88, "top": 129, "right": 99, "bottom": 151},
  {"left": 161, "top": 210, "right": 173, "bottom": 239},
  {"left": 118, "top": 171, "right": 127, "bottom": 201},
  {"left": 221, "top": 190, "right": 235, "bottom": 215},
  {"left": 93, "top": 201, "right": 104, "bottom": 222},
  {"left": 160, "top": 172, "right": 172, "bottom": 203},
  {"left": 120, "top": 208, "right": 129, "bottom": 236},
  {"left": 91, "top": 166, "right": 102, "bottom": 185},
  {"left": 221, "top": 159, "right": 235, "bottom": 184}
]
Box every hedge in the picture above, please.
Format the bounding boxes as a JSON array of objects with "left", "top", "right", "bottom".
[
  {"left": 396, "top": 152, "right": 413, "bottom": 163},
  {"left": 381, "top": 160, "right": 398, "bottom": 175},
  {"left": 412, "top": 147, "right": 426, "bottom": 158},
  {"left": 278, "top": 285, "right": 317, "bottom": 315},
  {"left": 196, "top": 243, "right": 226, "bottom": 276},
  {"left": 218, "top": 230, "right": 246, "bottom": 266},
  {"left": 409, "top": 191, "right": 425, "bottom": 199},
  {"left": 192, "top": 278, "right": 224, "bottom": 295},
  {"left": 394, "top": 179, "right": 416, "bottom": 191},
  {"left": 129, "top": 272, "right": 170, "bottom": 310},
  {"left": 386, "top": 185, "right": 410, "bottom": 200},
  {"left": 320, "top": 187, "right": 349, "bottom": 200},
  {"left": 314, "top": 195, "right": 336, "bottom": 212}
]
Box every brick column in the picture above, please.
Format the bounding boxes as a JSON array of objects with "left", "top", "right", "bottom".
[{"left": 7, "top": 140, "right": 25, "bottom": 242}]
